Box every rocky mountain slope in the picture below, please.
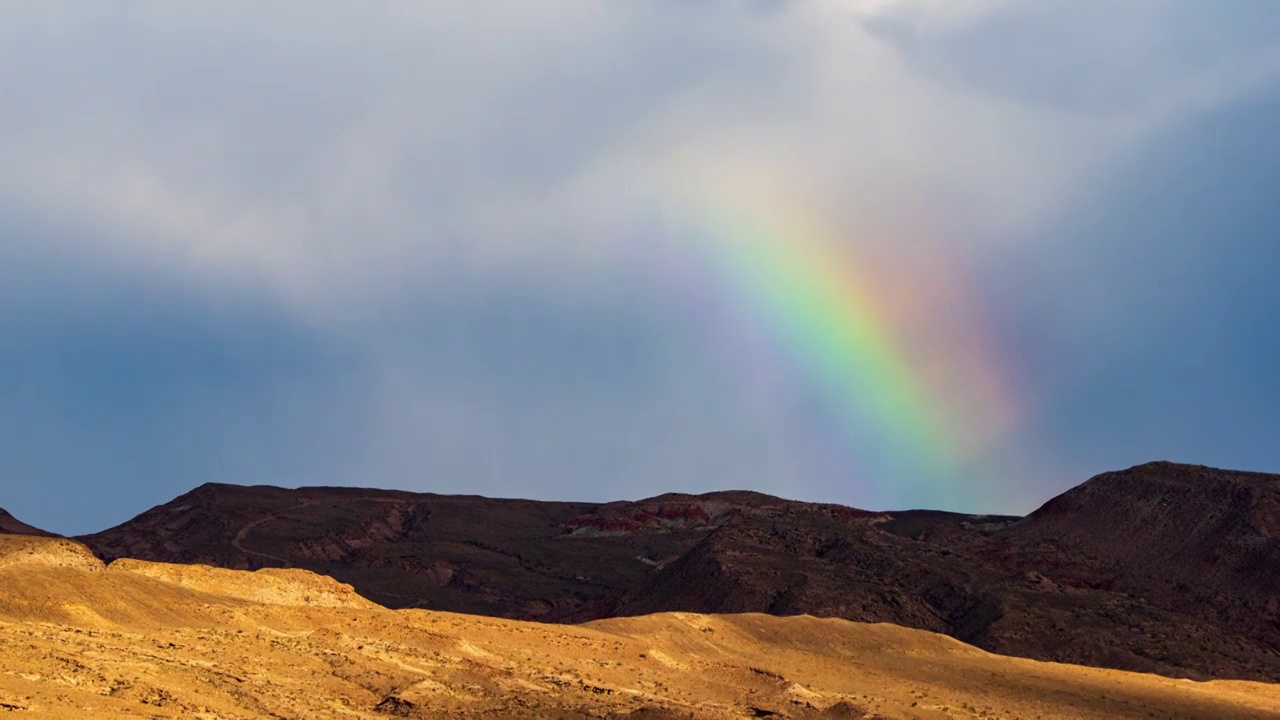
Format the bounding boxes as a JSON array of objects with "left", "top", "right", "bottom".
[
  {"left": 80, "top": 485, "right": 729, "bottom": 621},
  {"left": 3, "top": 534, "right": 1278, "bottom": 719},
  {"left": 77, "top": 462, "right": 1280, "bottom": 682},
  {"left": 0, "top": 507, "right": 54, "bottom": 537}
]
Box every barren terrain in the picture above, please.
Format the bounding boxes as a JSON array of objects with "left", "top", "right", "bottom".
[
  {"left": 1, "top": 534, "right": 1278, "bottom": 719},
  {"left": 77, "top": 462, "right": 1280, "bottom": 682}
]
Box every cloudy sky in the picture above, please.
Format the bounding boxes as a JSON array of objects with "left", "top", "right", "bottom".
[{"left": 3, "top": 1, "right": 1279, "bottom": 535}]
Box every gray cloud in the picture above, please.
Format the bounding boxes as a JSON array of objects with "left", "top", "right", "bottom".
[
  {"left": 17, "top": 0, "right": 1269, "bottom": 313},
  {"left": 865, "top": 0, "right": 1280, "bottom": 115},
  {"left": 2, "top": 1, "right": 1279, "bottom": 530}
]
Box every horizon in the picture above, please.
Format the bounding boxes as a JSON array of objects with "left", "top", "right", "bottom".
[{"left": 4, "top": 2, "right": 1280, "bottom": 535}]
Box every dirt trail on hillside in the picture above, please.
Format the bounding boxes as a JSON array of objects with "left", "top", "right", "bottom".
[
  {"left": 229, "top": 500, "right": 316, "bottom": 565},
  {"left": 0, "top": 535, "right": 1277, "bottom": 719}
]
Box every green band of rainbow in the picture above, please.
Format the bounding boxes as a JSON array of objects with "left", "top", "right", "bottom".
[{"left": 654, "top": 187, "right": 1019, "bottom": 508}]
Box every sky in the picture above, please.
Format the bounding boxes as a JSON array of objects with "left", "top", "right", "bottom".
[{"left": 2, "top": 1, "right": 1279, "bottom": 535}]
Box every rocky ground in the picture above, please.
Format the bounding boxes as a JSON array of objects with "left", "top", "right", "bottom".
[{"left": 2, "top": 534, "right": 1278, "bottom": 719}]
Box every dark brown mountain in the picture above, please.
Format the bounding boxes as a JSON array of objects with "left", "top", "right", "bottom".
[
  {"left": 77, "top": 461, "right": 1280, "bottom": 683},
  {"left": 0, "top": 508, "right": 54, "bottom": 537},
  {"left": 79, "top": 484, "right": 738, "bottom": 620}
]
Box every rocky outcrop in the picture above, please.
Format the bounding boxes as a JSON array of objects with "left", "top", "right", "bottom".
[
  {"left": 108, "top": 559, "right": 377, "bottom": 609},
  {"left": 564, "top": 496, "right": 746, "bottom": 537},
  {"left": 0, "top": 534, "right": 103, "bottom": 571}
]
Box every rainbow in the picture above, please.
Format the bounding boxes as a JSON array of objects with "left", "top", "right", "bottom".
[{"left": 648, "top": 184, "right": 1021, "bottom": 509}]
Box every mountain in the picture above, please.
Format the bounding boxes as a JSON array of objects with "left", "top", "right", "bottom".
[
  {"left": 80, "top": 484, "right": 734, "bottom": 621},
  {"left": 991, "top": 462, "right": 1280, "bottom": 673},
  {"left": 613, "top": 462, "right": 1280, "bottom": 681},
  {"left": 3, "top": 534, "right": 1278, "bottom": 719},
  {"left": 77, "top": 462, "right": 1280, "bottom": 682},
  {"left": 0, "top": 507, "right": 54, "bottom": 537}
]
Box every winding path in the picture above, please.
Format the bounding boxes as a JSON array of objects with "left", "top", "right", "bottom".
[
  {"left": 229, "top": 495, "right": 420, "bottom": 569},
  {"left": 230, "top": 501, "right": 316, "bottom": 566}
]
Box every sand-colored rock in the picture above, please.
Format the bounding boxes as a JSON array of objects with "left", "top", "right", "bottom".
[
  {"left": 108, "top": 558, "right": 378, "bottom": 610},
  {"left": 0, "top": 537, "right": 1278, "bottom": 719},
  {"left": 0, "top": 535, "right": 104, "bottom": 571}
]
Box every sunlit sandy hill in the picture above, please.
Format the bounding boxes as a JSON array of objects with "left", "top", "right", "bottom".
[{"left": 0, "top": 535, "right": 1276, "bottom": 719}]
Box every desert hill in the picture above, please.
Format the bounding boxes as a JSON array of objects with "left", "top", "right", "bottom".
[
  {"left": 77, "top": 462, "right": 1280, "bottom": 682},
  {"left": 0, "top": 508, "right": 54, "bottom": 537},
  {"left": 1, "top": 534, "right": 1278, "bottom": 719}
]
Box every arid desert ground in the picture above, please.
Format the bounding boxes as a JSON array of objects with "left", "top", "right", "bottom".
[{"left": 1, "top": 535, "right": 1277, "bottom": 719}]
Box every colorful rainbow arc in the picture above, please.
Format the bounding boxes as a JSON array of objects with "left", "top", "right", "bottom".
[{"left": 652, "top": 189, "right": 1018, "bottom": 508}]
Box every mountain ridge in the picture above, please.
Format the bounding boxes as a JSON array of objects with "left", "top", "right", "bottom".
[
  {"left": 59, "top": 461, "right": 1280, "bottom": 682},
  {"left": 0, "top": 507, "right": 56, "bottom": 538}
]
